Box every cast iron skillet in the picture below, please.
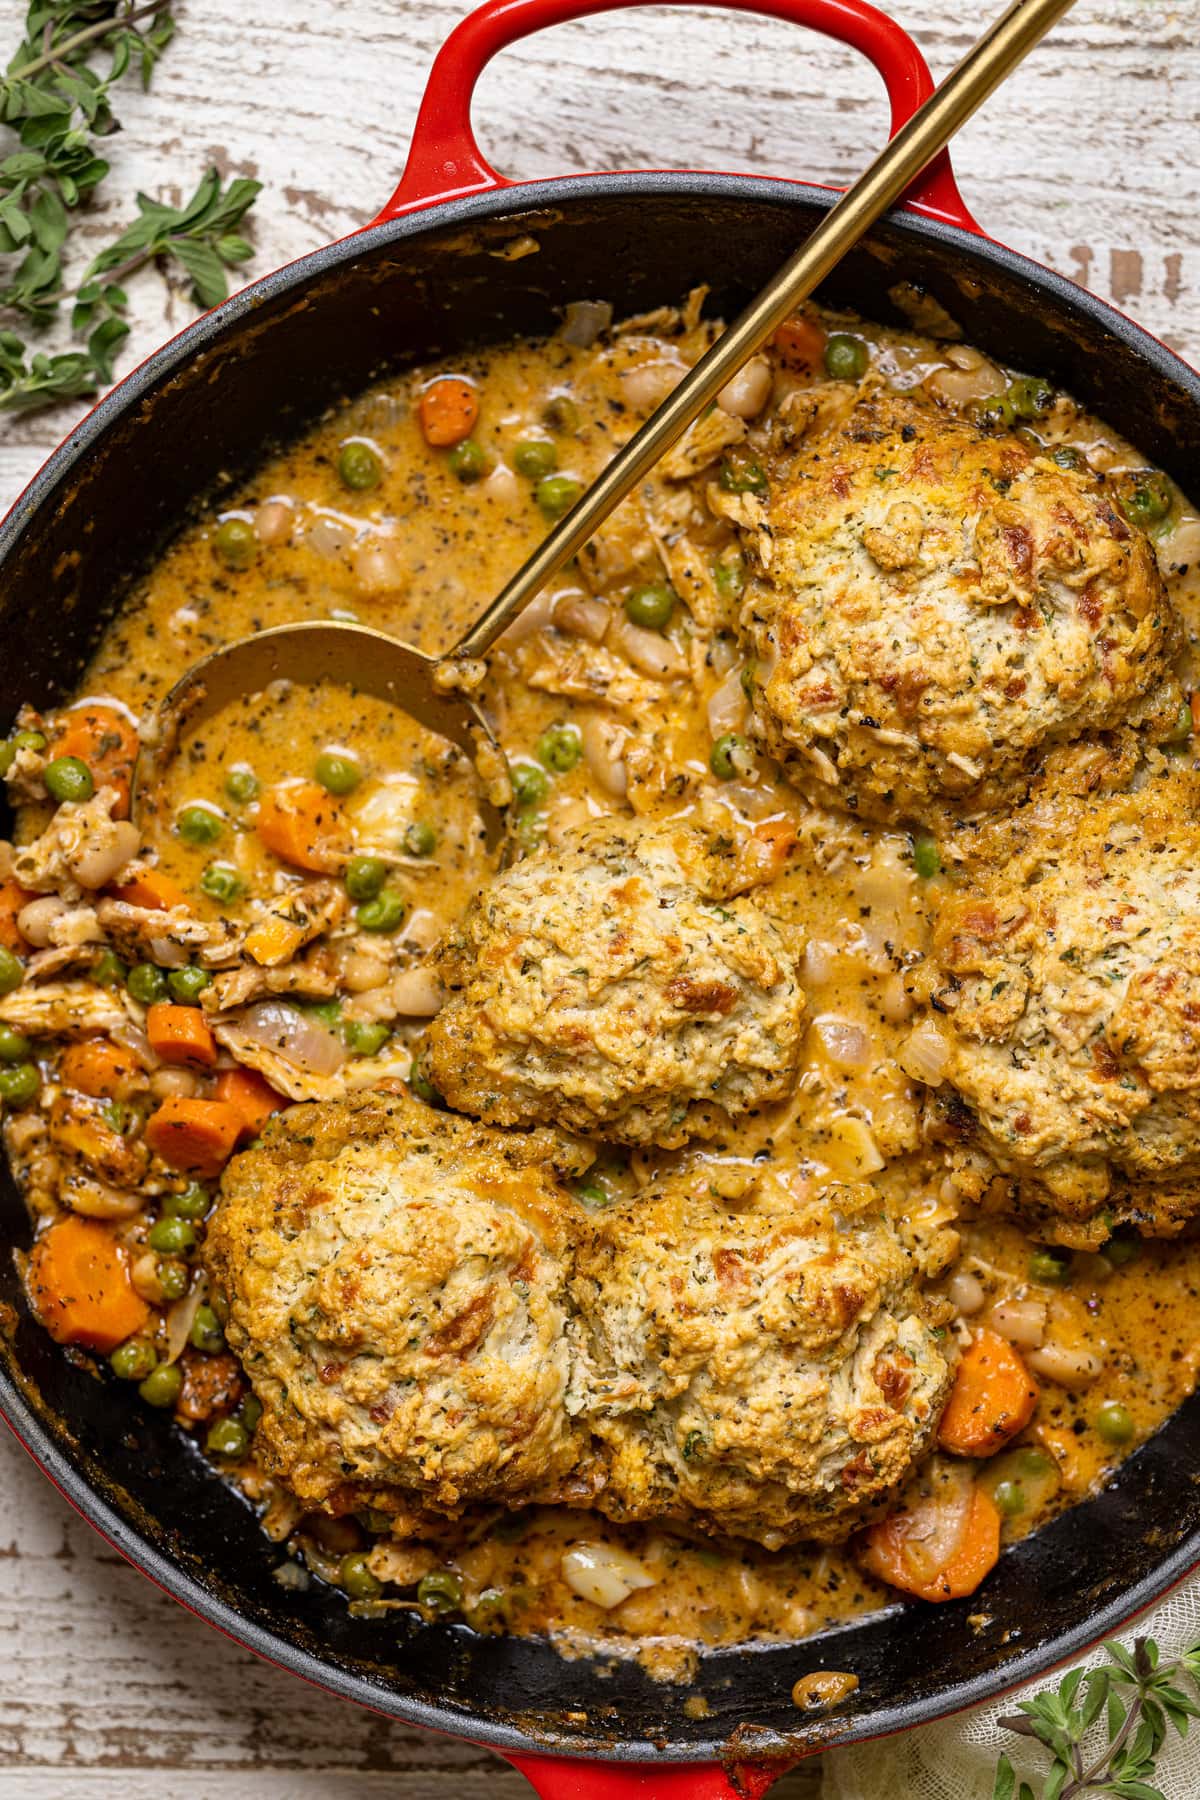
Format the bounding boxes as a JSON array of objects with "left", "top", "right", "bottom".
[{"left": 2, "top": 2, "right": 1199, "bottom": 1794}]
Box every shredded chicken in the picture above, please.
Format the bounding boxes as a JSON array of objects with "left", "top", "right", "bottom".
[
  {"left": 11, "top": 788, "right": 140, "bottom": 900},
  {"left": 243, "top": 882, "right": 348, "bottom": 968},
  {"left": 660, "top": 407, "right": 746, "bottom": 482},
  {"left": 96, "top": 898, "right": 245, "bottom": 971},
  {"left": 0, "top": 981, "right": 131, "bottom": 1037}
]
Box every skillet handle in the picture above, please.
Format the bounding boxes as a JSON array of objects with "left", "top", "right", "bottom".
[
  {"left": 375, "top": 0, "right": 980, "bottom": 232},
  {"left": 506, "top": 1752, "right": 796, "bottom": 1796}
]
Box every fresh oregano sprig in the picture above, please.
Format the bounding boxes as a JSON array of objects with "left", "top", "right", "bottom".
[
  {"left": 1, "top": 3, "right": 261, "bottom": 411},
  {"left": 993, "top": 1636, "right": 1200, "bottom": 1800}
]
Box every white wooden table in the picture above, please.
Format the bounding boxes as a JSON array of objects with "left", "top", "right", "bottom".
[{"left": 2, "top": 1, "right": 1199, "bottom": 1793}]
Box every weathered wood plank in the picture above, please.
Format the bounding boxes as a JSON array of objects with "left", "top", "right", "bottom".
[{"left": 2, "top": 2, "right": 1198, "bottom": 1791}]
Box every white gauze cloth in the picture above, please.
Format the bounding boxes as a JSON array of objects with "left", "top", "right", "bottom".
[{"left": 820, "top": 1575, "right": 1200, "bottom": 1800}]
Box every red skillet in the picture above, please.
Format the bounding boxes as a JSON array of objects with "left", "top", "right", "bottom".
[{"left": 2, "top": 1, "right": 1200, "bottom": 1796}]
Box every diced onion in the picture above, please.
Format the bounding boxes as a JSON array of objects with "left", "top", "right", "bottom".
[
  {"left": 813, "top": 1015, "right": 871, "bottom": 1071},
  {"left": 164, "top": 1275, "right": 208, "bottom": 1366},
  {"left": 561, "top": 300, "right": 612, "bottom": 347},
  {"left": 236, "top": 1001, "right": 345, "bottom": 1075},
  {"left": 609, "top": 614, "right": 686, "bottom": 678},
  {"left": 555, "top": 594, "right": 611, "bottom": 644},
  {"left": 706, "top": 669, "right": 749, "bottom": 739},
  {"left": 897, "top": 1020, "right": 950, "bottom": 1086},
  {"left": 561, "top": 1543, "right": 656, "bottom": 1609}
]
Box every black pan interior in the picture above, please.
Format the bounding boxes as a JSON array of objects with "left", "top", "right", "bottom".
[{"left": 2, "top": 176, "right": 1199, "bottom": 1763}]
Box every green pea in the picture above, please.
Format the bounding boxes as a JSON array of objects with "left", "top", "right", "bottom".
[
  {"left": 1015, "top": 1448, "right": 1056, "bottom": 1479},
  {"left": 709, "top": 732, "right": 751, "bottom": 781},
  {"left": 719, "top": 454, "right": 767, "bottom": 496},
  {"left": 190, "top": 1308, "right": 227, "bottom": 1355},
  {"left": 127, "top": 963, "right": 168, "bottom": 1005},
  {"left": 0, "top": 1063, "right": 39, "bottom": 1106},
  {"left": 1117, "top": 472, "right": 1172, "bottom": 531},
  {"left": 0, "top": 1025, "right": 30, "bottom": 1063},
  {"left": 417, "top": 1569, "right": 463, "bottom": 1613},
  {"left": 138, "top": 1362, "right": 183, "bottom": 1409},
  {"left": 148, "top": 1216, "right": 197, "bottom": 1255},
  {"left": 213, "top": 516, "right": 257, "bottom": 570},
  {"left": 344, "top": 1020, "right": 391, "bottom": 1058},
  {"left": 469, "top": 1587, "right": 509, "bottom": 1629},
  {"left": 823, "top": 333, "right": 868, "bottom": 381},
  {"left": 447, "top": 438, "right": 488, "bottom": 483},
  {"left": 43, "top": 756, "right": 94, "bottom": 805},
  {"left": 1104, "top": 1230, "right": 1141, "bottom": 1268},
  {"left": 409, "top": 1058, "right": 443, "bottom": 1107},
  {"left": 307, "top": 999, "right": 343, "bottom": 1029},
  {"left": 239, "top": 1393, "right": 263, "bottom": 1434},
  {"left": 1094, "top": 1401, "right": 1134, "bottom": 1446},
  {"left": 1007, "top": 374, "right": 1055, "bottom": 420},
  {"left": 713, "top": 553, "right": 745, "bottom": 602},
  {"left": 513, "top": 438, "right": 557, "bottom": 479},
  {"left": 156, "top": 1258, "right": 190, "bottom": 1301},
  {"left": 201, "top": 863, "right": 244, "bottom": 904},
  {"left": 0, "top": 741, "right": 13, "bottom": 777},
  {"left": 206, "top": 1416, "right": 249, "bottom": 1459},
  {"left": 575, "top": 1182, "right": 610, "bottom": 1210},
  {"left": 973, "top": 392, "right": 1018, "bottom": 432},
  {"left": 342, "top": 856, "right": 384, "bottom": 902},
  {"left": 337, "top": 440, "right": 383, "bottom": 490},
  {"left": 1161, "top": 700, "right": 1194, "bottom": 748},
  {"left": 110, "top": 1337, "right": 158, "bottom": 1382},
  {"left": 542, "top": 393, "right": 579, "bottom": 434},
  {"left": 1051, "top": 444, "right": 1083, "bottom": 470},
  {"left": 0, "top": 946, "right": 22, "bottom": 997},
  {"left": 163, "top": 1184, "right": 211, "bottom": 1220},
  {"left": 314, "top": 751, "right": 361, "bottom": 796},
  {"left": 535, "top": 723, "right": 581, "bottom": 774},
  {"left": 356, "top": 890, "right": 406, "bottom": 933},
  {"left": 1029, "top": 1248, "right": 1071, "bottom": 1286},
  {"left": 912, "top": 833, "right": 941, "bottom": 879},
  {"left": 535, "top": 474, "right": 583, "bottom": 519},
  {"left": 176, "top": 803, "right": 224, "bottom": 846},
  {"left": 340, "top": 1552, "right": 382, "bottom": 1600},
  {"left": 167, "top": 965, "right": 211, "bottom": 1004},
  {"left": 12, "top": 729, "right": 46, "bottom": 753},
  {"left": 403, "top": 821, "right": 437, "bottom": 858},
  {"left": 92, "top": 950, "right": 127, "bottom": 987},
  {"left": 991, "top": 1479, "right": 1026, "bottom": 1518},
  {"left": 682, "top": 1429, "right": 707, "bottom": 1461},
  {"left": 224, "top": 767, "right": 259, "bottom": 805},
  {"left": 510, "top": 762, "right": 549, "bottom": 810},
  {"left": 624, "top": 582, "right": 676, "bottom": 631}
]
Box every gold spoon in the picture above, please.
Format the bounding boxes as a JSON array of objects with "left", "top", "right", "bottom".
[{"left": 138, "top": 0, "right": 1075, "bottom": 840}]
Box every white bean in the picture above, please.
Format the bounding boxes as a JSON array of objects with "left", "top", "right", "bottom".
[
  {"left": 580, "top": 712, "right": 629, "bottom": 797},
  {"left": 947, "top": 1271, "right": 986, "bottom": 1316},
  {"left": 481, "top": 462, "right": 521, "bottom": 506},
  {"left": 988, "top": 1297, "right": 1047, "bottom": 1348},
  {"left": 555, "top": 594, "right": 611, "bottom": 644},
  {"left": 388, "top": 967, "right": 445, "bottom": 1017},
  {"left": 17, "top": 896, "right": 66, "bottom": 947},
  {"left": 255, "top": 499, "right": 294, "bottom": 545},
  {"left": 354, "top": 537, "right": 406, "bottom": 595},
  {"left": 609, "top": 614, "right": 686, "bottom": 678},
  {"left": 1028, "top": 1341, "right": 1104, "bottom": 1390},
  {"left": 69, "top": 819, "right": 140, "bottom": 890},
  {"left": 619, "top": 360, "right": 683, "bottom": 411},
  {"left": 718, "top": 356, "right": 773, "bottom": 420},
  {"left": 150, "top": 1067, "right": 200, "bottom": 1100}
]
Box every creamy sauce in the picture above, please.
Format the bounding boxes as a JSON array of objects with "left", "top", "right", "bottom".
[{"left": 9, "top": 293, "right": 1200, "bottom": 1681}]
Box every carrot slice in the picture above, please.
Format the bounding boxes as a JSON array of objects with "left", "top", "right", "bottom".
[
  {"left": 50, "top": 702, "right": 139, "bottom": 819},
  {"left": 256, "top": 781, "right": 345, "bottom": 874},
  {"left": 110, "top": 868, "right": 189, "bottom": 912},
  {"left": 214, "top": 1066, "right": 288, "bottom": 1140},
  {"left": 773, "top": 314, "right": 827, "bottom": 374},
  {"left": 418, "top": 377, "right": 479, "bottom": 448},
  {"left": 860, "top": 1485, "right": 1002, "bottom": 1603},
  {"left": 937, "top": 1329, "right": 1039, "bottom": 1458},
  {"left": 59, "top": 1038, "right": 144, "bottom": 1101},
  {"left": 145, "top": 1097, "right": 243, "bottom": 1177},
  {"left": 145, "top": 1004, "right": 218, "bottom": 1070},
  {"left": 27, "top": 1215, "right": 151, "bottom": 1354},
  {"left": 0, "top": 878, "right": 35, "bottom": 952}
]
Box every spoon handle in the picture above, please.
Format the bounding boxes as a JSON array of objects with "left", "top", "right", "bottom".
[{"left": 453, "top": 0, "right": 1075, "bottom": 661}]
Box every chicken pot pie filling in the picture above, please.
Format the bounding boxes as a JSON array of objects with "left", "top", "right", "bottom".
[{"left": 5, "top": 292, "right": 1200, "bottom": 1682}]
